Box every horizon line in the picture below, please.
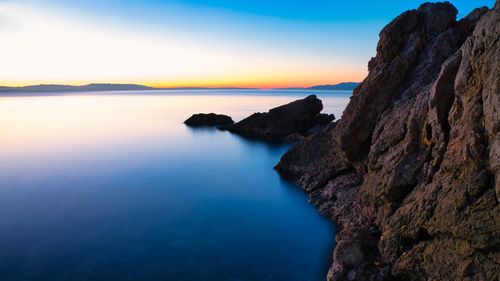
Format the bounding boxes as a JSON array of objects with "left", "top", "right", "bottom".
[{"left": 0, "top": 81, "right": 361, "bottom": 91}]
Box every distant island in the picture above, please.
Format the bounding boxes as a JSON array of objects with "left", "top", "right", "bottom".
[
  {"left": 280, "top": 82, "right": 360, "bottom": 91},
  {"left": 0, "top": 83, "right": 153, "bottom": 92},
  {"left": 0, "top": 82, "right": 359, "bottom": 93}
]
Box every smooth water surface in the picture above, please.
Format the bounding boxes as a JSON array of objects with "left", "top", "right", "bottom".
[{"left": 0, "top": 90, "right": 350, "bottom": 281}]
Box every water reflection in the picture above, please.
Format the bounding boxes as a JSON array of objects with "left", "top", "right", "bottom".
[{"left": 0, "top": 90, "right": 348, "bottom": 281}]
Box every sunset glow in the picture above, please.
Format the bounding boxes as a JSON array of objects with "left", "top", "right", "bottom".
[{"left": 0, "top": 0, "right": 491, "bottom": 88}]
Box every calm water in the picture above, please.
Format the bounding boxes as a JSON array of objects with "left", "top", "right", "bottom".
[{"left": 0, "top": 90, "right": 350, "bottom": 281}]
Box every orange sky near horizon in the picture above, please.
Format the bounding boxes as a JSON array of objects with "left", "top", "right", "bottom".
[
  {"left": 2, "top": 66, "right": 366, "bottom": 88},
  {"left": 0, "top": 2, "right": 370, "bottom": 89},
  {"left": 2, "top": 66, "right": 367, "bottom": 89}
]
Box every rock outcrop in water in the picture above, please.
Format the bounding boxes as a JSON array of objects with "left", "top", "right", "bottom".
[
  {"left": 221, "top": 95, "right": 335, "bottom": 142},
  {"left": 276, "top": 2, "right": 499, "bottom": 280},
  {"left": 184, "top": 113, "right": 234, "bottom": 127}
]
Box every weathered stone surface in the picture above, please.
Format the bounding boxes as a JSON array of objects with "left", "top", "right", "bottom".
[
  {"left": 184, "top": 113, "right": 234, "bottom": 127},
  {"left": 276, "top": 123, "right": 340, "bottom": 185},
  {"left": 276, "top": 2, "right": 499, "bottom": 280},
  {"left": 223, "top": 95, "right": 334, "bottom": 142}
]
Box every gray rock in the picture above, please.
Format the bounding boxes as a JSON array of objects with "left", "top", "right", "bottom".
[
  {"left": 184, "top": 113, "right": 234, "bottom": 127},
  {"left": 276, "top": 2, "right": 499, "bottom": 280},
  {"left": 222, "top": 95, "right": 334, "bottom": 142}
]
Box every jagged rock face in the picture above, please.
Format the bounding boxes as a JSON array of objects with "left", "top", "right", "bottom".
[
  {"left": 276, "top": 123, "right": 343, "bottom": 189},
  {"left": 223, "top": 95, "right": 335, "bottom": 142},
  {"left": 385, "top": 4, "right": 499, "bottom": 280},
  {"left": 276, "top": 2, "right": 499, "bottom": 281},
  {"left": 184, "top": 113, "right": 234, "bottom": 127}
]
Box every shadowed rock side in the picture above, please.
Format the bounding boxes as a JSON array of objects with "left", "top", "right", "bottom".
[
  {"left": 221, "top": 95, "right": 335, "bottom": 142},
  {"left": 184, "top": 113, "right": 234, "bottom": 127},
  {"left": 276, "top": 2, "right": 499, "bottom": 281}
]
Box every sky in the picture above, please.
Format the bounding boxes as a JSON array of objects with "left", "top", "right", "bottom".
[{"left": 0, "top": 0, "right": 494, "bottom": 88}]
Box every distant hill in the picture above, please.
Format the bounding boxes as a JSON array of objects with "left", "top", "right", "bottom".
[
  {"left": 0, "top": 82, "right": 359, "bottom": 93},
  {"left": 0, "top": 84, "right": 261, "bottom": 93},
  {"left": 306, "top": 82, "right": 359, "bottom": 90},
  {"left": 279, "top": 82, "right": 360, "bottom": 91},
  {"left": 0, "top": 83, "right": 153, "bottom": 92}
]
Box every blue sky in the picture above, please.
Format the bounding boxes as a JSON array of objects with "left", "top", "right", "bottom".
[
  {"left": 0, "top": 0, "right": 494, "bottom": 87},
  {"left": 43, "top": 0, "right": 493, "bottom": 21}
]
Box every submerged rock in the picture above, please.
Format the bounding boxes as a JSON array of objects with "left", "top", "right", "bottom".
[
  {"left": 184, "top": 113, "right": 234, "bottom": 127},
  {"left": 222, "top": 95, "right": 335, "bottom": 142},
  {"left": 276, "top": 2, "right": 499, "bottom": 281}
]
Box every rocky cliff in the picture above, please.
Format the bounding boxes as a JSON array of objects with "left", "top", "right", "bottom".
[{"left": 276, "top": 2, "right": 499, "bottom": 280}]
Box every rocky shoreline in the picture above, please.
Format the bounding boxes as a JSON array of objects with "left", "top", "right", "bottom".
[
  {"left": 186, "top": 2, "right": 499, "bottom": 280},
  {"left": 220, "top": 95, "right": 335, "bottom": 142},
  {"left": 185, "top": 95, "right": 335, "bottom": 142},
  {"left": 277, "top": 2, "right": 499, "bottom": 280}
]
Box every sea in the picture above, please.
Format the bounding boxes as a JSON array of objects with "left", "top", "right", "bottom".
[{"left": 0, "top": 89, "right": 351, "bottom": 281}]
